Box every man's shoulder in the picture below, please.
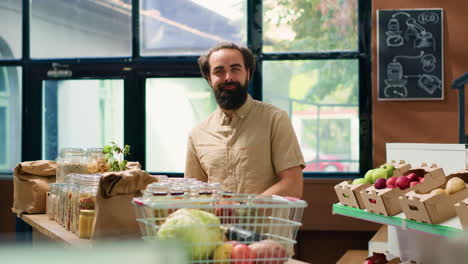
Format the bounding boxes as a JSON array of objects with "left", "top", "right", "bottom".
[
  {"left": 189, "top": 111, "right": 218, "bottom": 136},
  {"left": 252, "top": 99, "right": 287, "bottom": 118}
]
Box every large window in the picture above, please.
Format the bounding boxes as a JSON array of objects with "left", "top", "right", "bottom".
[
  {"left": 0, "top": 66, "right": 21, "bottom": 173},
  {"left": 4, "top": 0, "right": 371, "bottom": 177}
]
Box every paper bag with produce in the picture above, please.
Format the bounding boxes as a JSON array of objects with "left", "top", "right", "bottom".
[
  {"left": 92, "top": 168, "right": 157, "bottom": 240},
  {"left": 12, "top": 160, "right": 57, "bottom": 215}
]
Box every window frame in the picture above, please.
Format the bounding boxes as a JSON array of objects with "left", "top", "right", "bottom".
[{"left": 0, "top": 0, "right": 372, "bottom": 178}]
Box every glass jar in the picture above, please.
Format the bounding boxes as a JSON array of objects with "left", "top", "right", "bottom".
[
  {"left": 62, "top": 173, "right": 78, "bottom": 230},
  {"left": 86, "top": 148, "right": 108, "bottom": 174},
  {"left": 54, "top": 183, "right": 64, "bottom": 223},
  {"left": 144, "top": 182, "right": 170, "bottom": 197},
  {"left": 47, "top": 183, "right": 59, "bottom": 220},
  {"left": 56, "top": 148, "right": 87, "bottom": 183},
  {"left": 75, "top": 174, "right": 101, "bottom": 236},
  {"left": 78, "top": 209, "right": 95, "bottom": 239}
]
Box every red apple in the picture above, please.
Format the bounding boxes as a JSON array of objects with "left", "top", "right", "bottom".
[
  {"left": 407, "top": 173, "right": 419, "bottom": 182},
  {"left": 386, "top": 176, "right": 398, "bottom": 188},
  {"left": 419, "top": 177, "right": 425, "bottom": 183},
  {"left": 364, "top": 261, "right": 374, "bottom": 264},
  {"left": 231, "top": 244, "right": 256, "bottom": 264},
  {"left": 396, "top": 176, "right": 411, "bottom": 190},
  {"left": 374, "top": 178, "right": 387, "bottom": 189},
  {"left": 410, "top": 181, "right": 419, "bottom": 187}
]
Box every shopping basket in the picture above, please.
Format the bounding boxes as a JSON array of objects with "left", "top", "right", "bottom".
[{"left": 132, "top": 193, "right": 307, "bottom": 264}]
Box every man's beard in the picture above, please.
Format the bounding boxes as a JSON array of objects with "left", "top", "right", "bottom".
[{"left": 214, "top": 81, "right": 248, "bottom": 110}]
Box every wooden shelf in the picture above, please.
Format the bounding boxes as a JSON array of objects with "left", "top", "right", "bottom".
[{"left": 20, "top": 214, "right": 91, "bottom": 246}]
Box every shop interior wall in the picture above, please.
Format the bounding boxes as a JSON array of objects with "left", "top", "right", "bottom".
[{"left": 372, "top": 0, "right": 468, "bottom": 167}]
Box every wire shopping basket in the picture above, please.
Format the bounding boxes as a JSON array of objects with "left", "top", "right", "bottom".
[{"left": 132, "top": 193, "right": 307, "bottom": 264}]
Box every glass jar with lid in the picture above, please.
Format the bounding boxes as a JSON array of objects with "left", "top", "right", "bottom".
[
  {"left": 54, "top": 183, "right": 64, "bottom": 223},
  {"left": 47, "top": 183, "right": 59, "bottom": 220},
  {"left": 56, "top": 148, "right": 87, "bottom": 183},
  {"left": 86, "top": 148, "right": 109, "bottom": 174},
  {"left": 62, "top": 173, "right": 78, "bottom": 230},
  {"left": 144, "top": 182, "right": 170, "bottom": 197},
  {"left": 74, "top": 174, "right": 101, "bottom": 236}
]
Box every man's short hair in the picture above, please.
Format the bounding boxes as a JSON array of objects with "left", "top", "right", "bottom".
[{"left": 198, "top": 42, "right": 256, "bottom": 81}]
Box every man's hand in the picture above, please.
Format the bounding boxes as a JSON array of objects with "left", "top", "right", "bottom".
[{"left": 261, "top": 166, "right": 303, "bottom": 198}]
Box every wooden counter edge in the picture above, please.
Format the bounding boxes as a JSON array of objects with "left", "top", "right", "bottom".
[{"left": 20, "top": 214, "right": 91, "bottom": 246}]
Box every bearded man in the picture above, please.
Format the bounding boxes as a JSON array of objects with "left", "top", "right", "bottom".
[{"left": 184, "top": 42, "right": 305, "bottom": 198}]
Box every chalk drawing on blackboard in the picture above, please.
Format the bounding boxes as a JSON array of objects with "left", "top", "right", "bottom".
[
  {"left": 421, "top": 54, "right": 436, "bottom": 72},
  {"left": 386, "top": 17, "right": 404, "bottom": 47},
  {"left": 418, "top": 12, "right": 440, "bottom": 25},
  {"left": 383, "top": 51, "right": 425, "bottom": 98},
  {"left": 405, "top": 17, "right": 435, "bottom": 50}
]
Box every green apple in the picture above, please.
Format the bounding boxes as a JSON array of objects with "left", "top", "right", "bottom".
[
  {"left": 352, "top": 178, "right": 368, "bottom": 185},
  {"left": 380, "top": 163, "right": 395, "bottom": 177},
  {"left": 371, "top": 168, "right": 388, "bottom": 183},
  {"left": 364, "top": 169, "right": 374, "bottom": 183}
]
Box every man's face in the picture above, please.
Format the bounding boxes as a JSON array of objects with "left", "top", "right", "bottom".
[{"left": 208, "top": 49, "right": 250, "bottom": 110}]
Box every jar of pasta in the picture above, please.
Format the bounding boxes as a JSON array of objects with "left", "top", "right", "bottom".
[
  {"left": 86, "top": 148, "right": 109, "bottom": 173},
  {"left": 75, "top": 174, "right": 101, "bottom": 237},
  {"left": 56, "top": 148, "right": 87, "bottom": 183}
]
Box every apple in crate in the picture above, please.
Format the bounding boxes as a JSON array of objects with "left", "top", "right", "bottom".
[
  {"left": 407, "top": 173, "right": 419, "bottom": 182},
  {"left": 371, "top": 168, "right": 389, "bottom": 183},
  {"left": 380, "top": 163, "right": 395, "bottom": 177},
  {"left": 396, "top": 176, "right": 410, "bottom": 190},
  {"left": 352, "top": 178, "right": 368, "bottom": 184},
  {"left": 364, "top": 169, "right": 375, "bottom": 183},
  {"left": 374, "top": 178, "right": 387, "bottom": 190},
  {"left": 386, "top": 176, "right": 398, "bottom": 188}
]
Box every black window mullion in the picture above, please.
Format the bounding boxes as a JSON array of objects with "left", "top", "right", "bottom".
[
  {"left": 21, "top": 0, "right": 42, "bottom": 162},
  {"left": 124, "top": 71, "right": 146, "bottom": 169},
  {"left": 132, "top": 0, "right": 140, "bottom": 59},
  {"left": 248, "top": 0, "right": 262, "bottom": 101},
  {"left": 263, "top": 51, "right": 362, "bottom": 61},
  {"left": 358, "top": 0, "right": 373, "bottom": 173}
]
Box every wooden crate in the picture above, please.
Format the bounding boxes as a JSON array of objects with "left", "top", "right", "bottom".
[
  {"left": 360, "top": 164, "right": 446, "bottom": 216},
  {"left": 399, "top": 170, "right": 468, "bottom": 224}
]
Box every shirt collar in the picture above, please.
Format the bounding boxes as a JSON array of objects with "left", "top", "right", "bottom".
[{"left": 215, "top": 94, "right": 254, "bottom": 124}]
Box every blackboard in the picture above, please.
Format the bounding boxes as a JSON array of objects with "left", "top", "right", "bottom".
[{"left": 377, "top": 9, "right": 443, "bottom": 100}]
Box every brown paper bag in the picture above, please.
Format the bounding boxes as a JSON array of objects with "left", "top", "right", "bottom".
[
  {"left": 12, "top": 160, "right": 57, "bottom": 215},
  {"left": 92, "top": 169, "right": 157, "bottom": 240}
]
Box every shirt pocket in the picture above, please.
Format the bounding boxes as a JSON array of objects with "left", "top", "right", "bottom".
[{"left": 196, "top": 144, "right": 226, "bottom": 178}]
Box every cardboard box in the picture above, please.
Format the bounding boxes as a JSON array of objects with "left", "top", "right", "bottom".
[
  {"left": 360, "top": 164, "right": 446, "bottom": 216},
  {"left": 334, "top": 161, "right": 410, "bottom": 209},
  {"left": 455, "top": 198, "right": 468, "bottom": 230},
  {"left": 334, "top": 181, "right": 371, "bottom": 209},
  {"left": 399, "top": 170, "right": 468, "bottom": 224},
  {"left": 388, "top": 160, "right": 412, "bottom": 177}
]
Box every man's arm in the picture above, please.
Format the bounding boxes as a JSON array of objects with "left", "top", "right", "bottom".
[{"left": 261, "top": 166, "right": 303, "bottom": 198}]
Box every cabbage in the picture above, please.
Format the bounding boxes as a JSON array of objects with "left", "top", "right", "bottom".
[{"left": 157, "top": 209, "right": 223, "bottom": 260}]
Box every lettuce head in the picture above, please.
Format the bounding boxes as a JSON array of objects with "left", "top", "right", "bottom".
[{"left": 157, "top": 209, "right": 223, "bottom": 260}]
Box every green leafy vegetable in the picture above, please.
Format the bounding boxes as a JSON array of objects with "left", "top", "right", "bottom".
[
  {"left": 102, "top": 142, "right": 130, "bottom": 172},
  {"left": 157, "top": 209, "right": 223, "bottom": 260}
]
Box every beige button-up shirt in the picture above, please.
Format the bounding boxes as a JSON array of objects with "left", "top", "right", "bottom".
[{"left": 184, "top": 95, "right": 305, "bottom": 194}]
